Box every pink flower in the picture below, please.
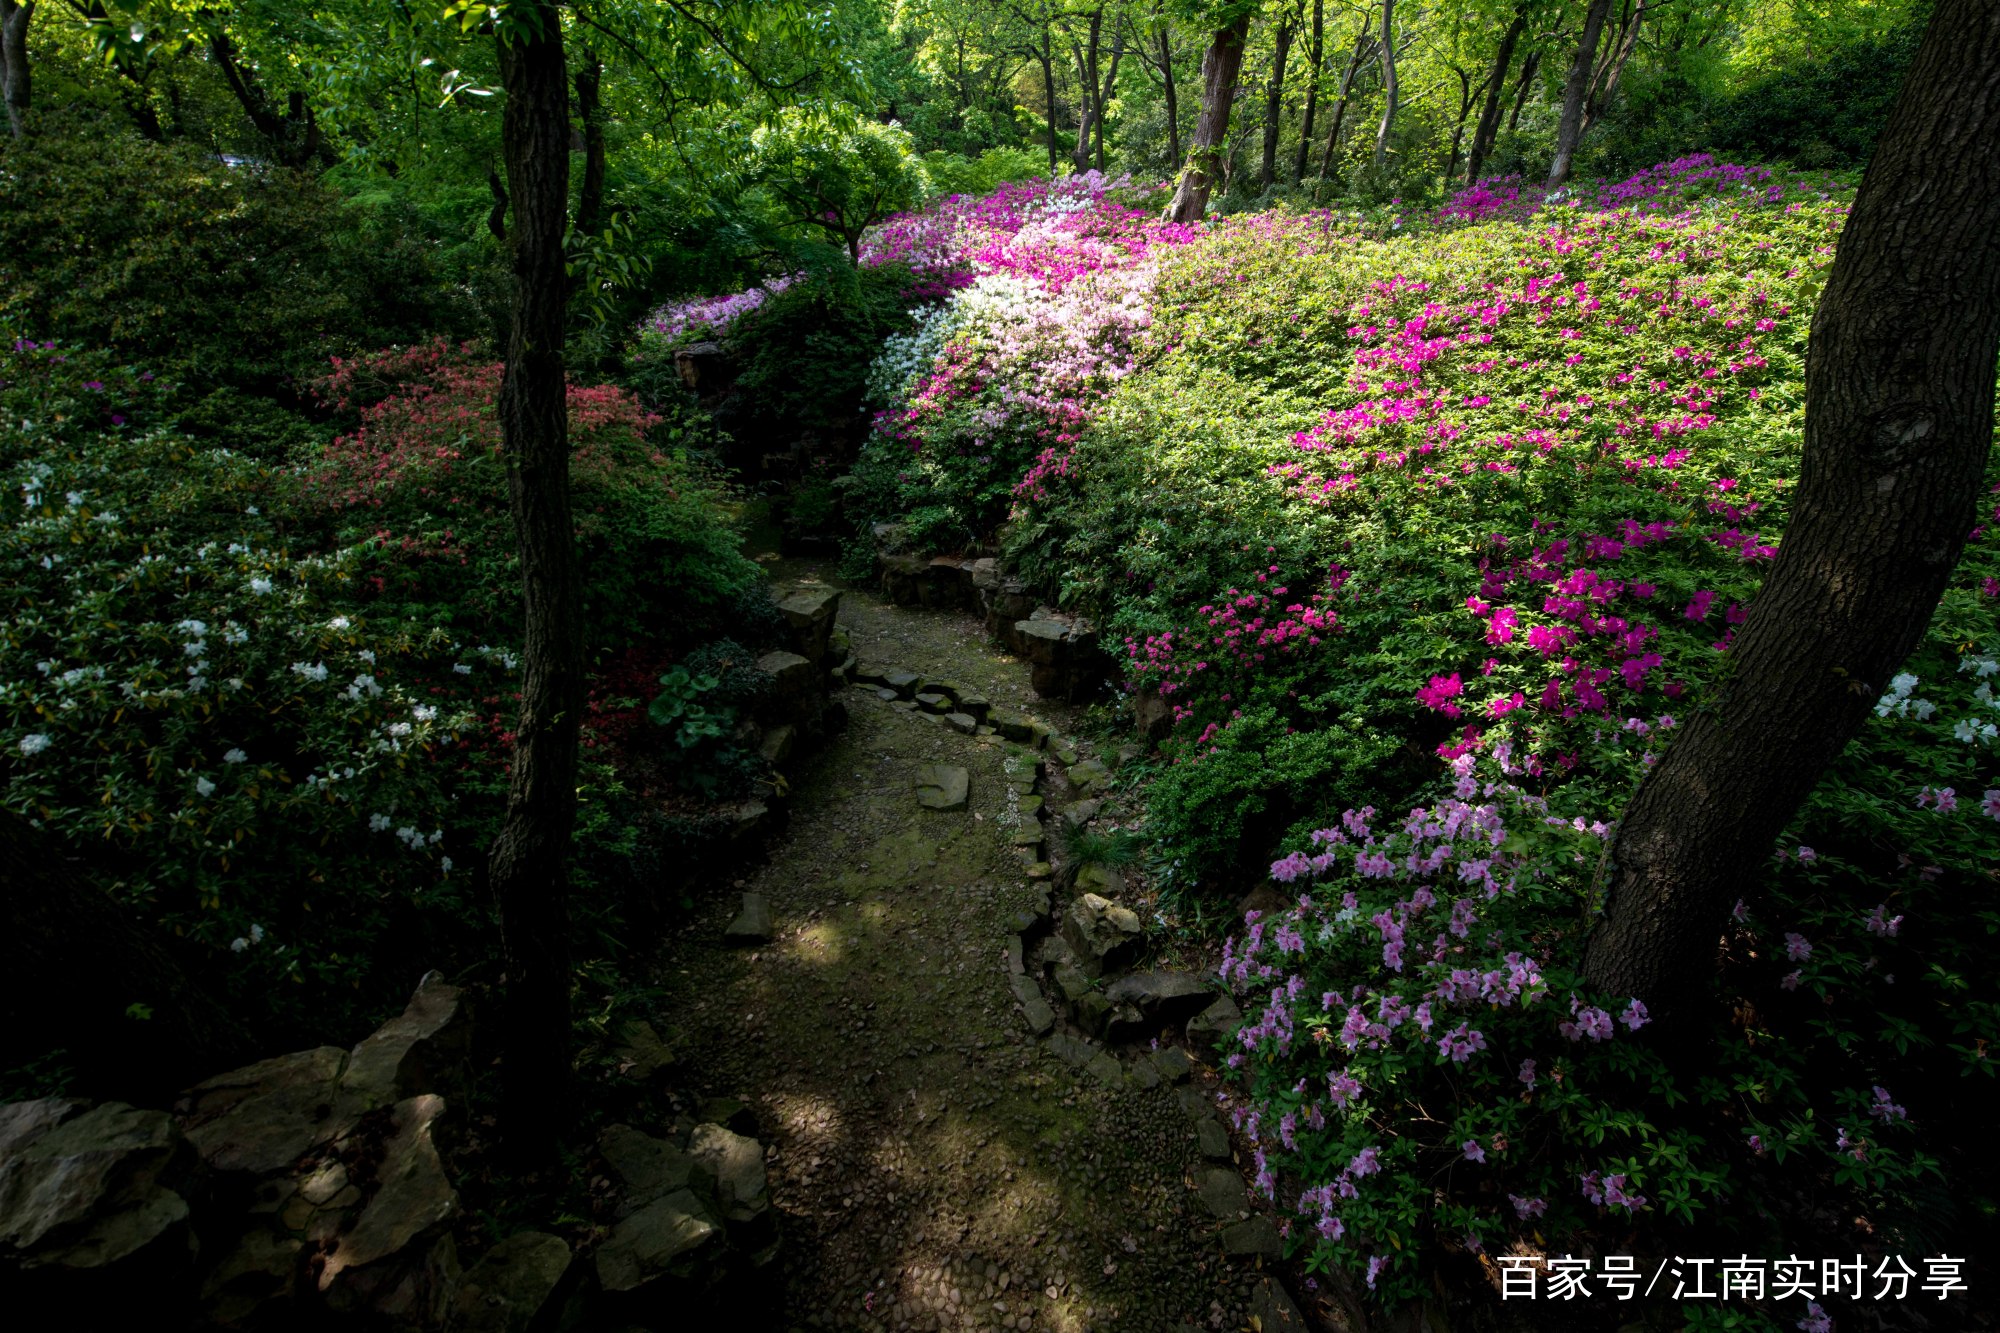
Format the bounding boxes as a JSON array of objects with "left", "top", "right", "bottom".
[{"left": 1461, "top": 1138, "right": 1486, "bottom": 1163}]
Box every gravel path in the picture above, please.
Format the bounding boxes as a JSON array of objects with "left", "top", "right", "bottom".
[{"left": 656, "top": 566, "right": 1274, "bottom": 1332}]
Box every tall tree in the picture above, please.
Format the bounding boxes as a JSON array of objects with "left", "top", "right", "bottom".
[
  {"left": 1164, "top": 5, "right": 1251, "bottom": 222},
  {"left": 1128, "top": 4, "right": 1180, "bottom": 168},
  {"left": 1258, "top": 4, "right": 1295, "bottom": 189},
  {"left": 1069, "top": 5, "right": 1102, "bottom": 173},
  {"left": 1546, "top": 0, "right": 1610, "bottom": 185},
  {"left": 1094, "top": 19, "right": 1123, "bottom": 170},
  {"left": 1580, "top": 0, "right": 1647, "bottom": 135},
  {"left": 1290, "top": 0, "right": 1323, "bottom": 183},
  {"left": 1369, "top": 0, "right": 1396, "bottom": 171},
  {"left": 573, "top": 45, "right": 606, "bottom": 238},
  {"left": 1505, "top": 45, "right": 1539, "bottom": 131},
  {"left": 1581, "top": 0, "right": 2000, "bottom": 1018},
  {"left": 1465, "top": 0, "right": 1528, "bottom": 185},
  {"left": 489, "top": 0, "right": 582, "bottom": 1169},
  {"left": 1, "top": 0, "right": 32, "bottom": 137}
]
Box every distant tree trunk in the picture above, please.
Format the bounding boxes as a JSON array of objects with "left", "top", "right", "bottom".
[
  {"left": 573, "top": 48, "right": 606, "bottom": 238},
  {"left": 1292, "top": 0, "right": 1324, "bottom": 183},
  {"left": 1070, "top": 8, "right": 1101, "bottom": 174},
  {"left": 1, "top": 0, "right": 33, "bottom": 138},
  {"left": 1096, "top": 25, "right": 1123, "bottom": 171},
  {"left": 490, "top": 0, "right": 581, "bottom": 1171},
  {"left": 1507, "top": 47, "right": 1540, "bottom": 131},
  {"left": 1035, "top": 37, "right": 1058, "bottom": 171},
  {"left": 1259, "top": 9, "right": 1295, "bottom": 190},
  {"left": 1444, "top": 64, "right": 1476, "bottom": 182},
  {"left": 1466, "top": 0, "right": 1528, "bottom": 184},
  {"left": 1370, "top": 0, "right": 1398, "bottom": 171},
  {"left": 1158, "top": 18, "right": 1180, "bottom": 168},
  {"left": 1317, "top": 14, "right": 1373, "bottom": 178},
  {"left": 1, "top": 811, "right": 253, "bottom": 1100},
  {"left": 1547, "top": 0, "right": 1611, "bottom": 185},
  {"left": 1581, "top": 0, "right": 2000, "bottom": 1019},
  {"left": 208, "top": 31, "right": 332, "bottom": 169},
  {"left": 1164, "top": 12, "right": 1251, "bottom": 223},
  {"left": 1582, "top": 0, "right": 1647, "bottom": 135}
]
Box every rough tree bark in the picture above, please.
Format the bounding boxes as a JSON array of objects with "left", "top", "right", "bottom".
[
  {"left": 1580, "top": 0, "right": 1646, "bottom": 135},
  {"left": 1546, "top": 0, "right": 1611, "bottom": 185},
  {"left": 573, "top": 47, "right": 606, "bottom": 238},
  {"left": 1157, "top": 16, "right": 1180, "bottom": 168},
  {"left": 1095, "top": 24, "right": 1122, "bottom": 171},
  {"left": 1370, "top": 0, "right": 1397, "bottom": 172},
  {"left": 1443, "top": 64, "right": 1476, "bottom": 182},
  {"left": 1258, "top": 8, "right": 1294, "bottom": 190},
  {"left": 1070, "top": 8, "right": 1101, "bottom": 174},
  {"left": 1506, "top": 47, "right": 1540, "bottom": 132},
  {"left": 1, "top": 0, "right": 32, "bottom": 138},
  {"left": 1581, "top": 0, "right": 2000, "bottom": 1017},
  {"left": 1164, "top": 11, "right": 1251, "bottom": 223},
  {"left": 490, "top": 0, "right": 582, "bottom": 1168},
  {"left": 1291, "top": 0, "right": 1323, "bottom": 184},
  {"left": 1, "top": 811, "right": 252, "bottom": 1099},
  {"left": 1316, "top": 13, "right": 1372, "bottom": 179},
  {"left": 1466, "top": 0, "right": 1528, "bottom": 185}
]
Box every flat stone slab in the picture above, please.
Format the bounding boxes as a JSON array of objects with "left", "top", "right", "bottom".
[
  {"left": 914, "top": 691, "right": 952, "bottom": 714},
  {"left": 1199, "top": 1167, "right": 1248, "bottom": 1218},
  {"left": 1221, "top": 1216, "right": 1282, "bottom": 1258},
  {"left": 882, "top": 669, "right": 923, "bottom": 698},
  {"left": 1196, "top": 1117, "right": 1231, "bottom": 1160},
  {"left": 1008, "top": 974, "right": 1055, "bottom": 1036},
  {"left": 1010, "top": 818, "right": 1045, "bottom": 847},
  {"left": 946, "top": 712, "right": 978, "bottom": 735},
  {"left": 1151, "top": 1046, "right": 1193, "bottom": 1084},
  {"left": 914, "top": 765, "right": 969, "bottom": 812},
  {"left": 1045, "top": 1033, "right": 1094, "bottom": 1069},
  {"left": 1066, "top": 757, "right": 1112, "bottom": 794},
  {"left": 1250, "top": 1276, "right": 1309, "bottom": 1333},
  {"left": 724, "top": 892, "right": 773, "bottom": 944},
  {"left": 1084, "top": 1052, "right": 1126, "bottom": 1089}
]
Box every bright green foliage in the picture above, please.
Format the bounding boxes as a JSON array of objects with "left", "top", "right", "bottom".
[{"left": 753, "top": 115, "right": 929, "bottom": 260}]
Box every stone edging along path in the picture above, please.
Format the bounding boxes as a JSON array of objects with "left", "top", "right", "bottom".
[{"left": 653, "top": 572, "right": 1328, "bottom": 1333}]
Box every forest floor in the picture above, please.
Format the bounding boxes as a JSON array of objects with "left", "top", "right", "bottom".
[{"left": 653, "top": 556, "right": 1282, "bottom": 1332}]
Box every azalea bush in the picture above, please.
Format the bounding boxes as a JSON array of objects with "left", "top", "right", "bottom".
[{"left": 303, "top": 339, "right": 762, "bottom": 649}]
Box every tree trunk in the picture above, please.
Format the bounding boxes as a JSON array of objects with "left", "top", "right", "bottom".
[
  {"left": 0, "top": 811, "right": 253, "bottom": 1100},
  {"left": 1507, "top": 48, "right": 1540, "bottom": 131},
  {"left": 1259, "top": 10, "right": 1295, "bottom": 190},
  {"left": 1, "top": 0, "right": 33, "bottom": 138},
  {"left": 1466, "top": 1, "right": 1528, "bottom": 185},
  {"left": 1444, "top": 65, "right": 1475, "bottom": 182},
  {"left": 1292, "top": 0, "right": 1324, "bottom": 183},
  {"left": 1096, "top": 25, "right": 1122, "bottom": 171},
  {"left": 1070, "top": 9, "right": 1101, "bottom": 174},
  {"left": 1547, "top": 0, "right": 1611, "bottom": 185},
  {"left": 1370, "top": 0, "right": 1398, "bottom": 172},
  {"left": 1317, "top": 15, "right": 1372, "bottom": 178},
  {"left": 1158, "top": 19, "right": 1180, "bottom": 169},
  {"left": 490, "top": 0, "right": 581, "bottom": 1171},
  {"left": 1164, "top": 12, "right": 1251, "bottom": 223},
  {"left": 1037, "top": 39, "right": 1058, "bottom": 172},
  {"left": 1582, "top": 0, "right": 1645, "bottom": 135},
  {"left": 1581, "top": 0, "right": 2000, "bottom": 1018},
  {"left": 573, "top": 48, "right": 606, "bottom": 239}
]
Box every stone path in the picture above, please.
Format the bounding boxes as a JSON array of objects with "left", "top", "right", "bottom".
[{"left": 655, "top": 568, "right": 1290, "bottom": 1332}]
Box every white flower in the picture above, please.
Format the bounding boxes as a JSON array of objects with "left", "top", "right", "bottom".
[
  {"left": 413, "top": 705, "right": 437, "bottom": 722},
  {"left": 195, "top": 776, "right": 217, "bottom": 797},
  {"left": 34, "top": 660, "right": 52, "bottom": 675},
  {"left": 176, "top": 619, "right": 208, "bottom": 637},
  {"left": 18, "top": 733, "right": 51, "bottom": 757},
  {"left": 1888, "top": 672, "right": 1919, "bottom": 697},
  {"left": 223, "top": 626, "right": 249, "bottom": 645},
  {"left": 290, "top": 661, "right": 329, "bottom": 682},
  {"left": 357, "top": 649, "right": 375, "bottom": 664},
  {"left": 184, "top": 642, "right": 206, "bottom": 658},
  {"left": 345, "top": 674, "right": 382, "bottom": 701},
  {"left": 453, "top": 663, "right": 471, "bottom": 675},
  {"left": 65, "top": 491, "right": 84, "bottom": 507},
  {"left": 369, "top": 813, "right": 392, "bottom": 832},
  {"left": 1913, "top": 700, "right": 1938, "bottom": 721},
  {"left": 223, "top": 748, "right": 247, "bottom": 764},
  {"left": 328, "top": 616, "right": 352, "bottom": 631},
  {"left": 229, "top": 937, "right": 249, "bottom": 953},
  {"left": 428, "top": 829, "right": 443, "bottom": 845},
  {"left": 250, "top": 577, "right": 274, "bottom": 596},
  {"left": 248, "top": 924, "right": 265, "bottom": 944},
  {"left": 440, "top": 856, "right": 454, "bottom": 874},
  {"left": 245, "top": 505, "right": 260, "bottom": 516},
  {"left": 386, "top": 722, "right": 412, "bottom": 738}
]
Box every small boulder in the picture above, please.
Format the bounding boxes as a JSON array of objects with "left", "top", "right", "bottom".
[
  {"left": 178, "top": 1046, "right": 352, "bottom": 1177},
  {"left": 1007, "top": 975, "right": 1055, "bottom": 1037},
  {"left": 1250, "top": 1276, "right": 1309, "bottom": 1333},
  {"left": 945, "top": 712, "right": 978, "bottom": 735},
  {"left": 913, "top": 765, "right": 969, "bottom": 812},
  {"left": 686, "top": 1125, "right": 767, "bottom": 1230},
  {"left": 316, "top": 1095, "right": 460, "bottom": 1326},
  {"left": 723, "top": 893, "right": 774, "bottom": 945},
  {"left": 597, "top": 1125, "right": 692, "bottom": 1213},
  {"left": 1186, "top": 995, "right": 1243, "bottom": 1055},
  {"left": 776, "top": 588, "right": 841, "bottom": 664},
  {"left": 1196, "top": 1118, "right": 1231, "bottom": 1161},
  {"left": 1199, "top": 1168, "right": 1247, "bottom": 1219},
  {"left": 609, "top": 1019, "right": 675, "bottom": 1086},
  {"left": 593, "top": 1191, "right": 720, "bottom": 1297},
  {"left": 1151, "top": 1046, "right": 1193, "bottom": 1085},
  {"left": 881, "top": 668, "right": 923, "bottom": 699},
  {"left": 341, "top": 971, "right": 472, "bottom": 1114},
  {"left": 914, "top": 691, "right": 952, "bottom": 714},
  {"left": 1104, "top": 972, "right": 1213, "bottom": 1027},
  {"left": 1221, "top": 1216, "right": 1282, "bottom": 1259},
  {"left": 454, "top": 1231, "right": 578, "bottom": 1333},
  {"left": 1059, "top": 893, "right": 1144, "bottom": 978}
]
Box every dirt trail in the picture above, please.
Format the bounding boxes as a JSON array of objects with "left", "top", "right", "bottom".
[{"left": 657, "top": 565, "right": 1276, "bottom": 1332}]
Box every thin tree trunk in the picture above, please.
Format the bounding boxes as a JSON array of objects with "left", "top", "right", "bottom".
[
  {"left": 1507, "top": 47, "right": 1540, "bottom": 131},
  {"left": 1159, "top": 19, "right": 1180, "bottom": 169},
  {"left": 1071, "top": 9, "right": 1101, "bottom": 174},
  {"left": 1444, "top": 65, "right": 1475, "bottom": 182},
  {"left": 1318, "top": 15, "right": 1373, "bottom": 178},
  {"left": 1259, "top": 10, "right": 1295, "bottom": 190},
  {"left": 1096, "top": 25, "right": 1122, "bottom": 171},
  {"left": 1467, "top": 0, "right": 1528, "bottom": 185},
  {"left": 1164, "top": 12, "right": 1251, "bottom": 223},
  {"left": 491, "top": 0, "right": 581, "bottom": 1170},
  {"left": 1547, "top": 0, "right": 1611, "bottom": 185},
  {"left": 1371, "top": 0, "right": 1398, "bottom": 172},
  {"left": 1582, "top": 0, "right": 1646, "bottom": 135},
  {"left": 1037, "top": 39, "right": 1058, "bottom": 172},
  {"left": 2, "top": 0, "right": 34, "bottom": 138},
  {"left": 573, "top": 48, "right": 606, "bottom": 238},
  {"left": 1292, "top": 0, "right": 1324, "bottom": 183},
  {"left": 1581, "top": 0, "right": 2000, "bottom": 1018}
]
